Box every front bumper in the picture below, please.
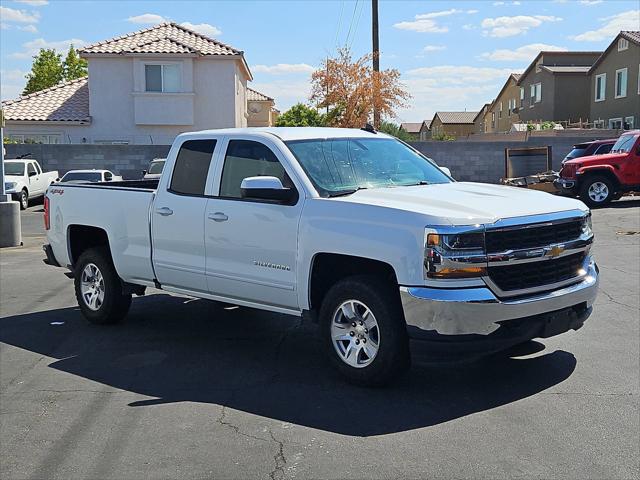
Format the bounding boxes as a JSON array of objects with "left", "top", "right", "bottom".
[
  {"left": 400, "top": 260, "right": 598, "bottom": 354},
  {"left": 554, "top": 178, "right": 578, "bottom": 195}
]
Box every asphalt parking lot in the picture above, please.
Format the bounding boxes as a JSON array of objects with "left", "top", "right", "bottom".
[{"left": 1, "top": 199, "right": 639, "bottom": 480}]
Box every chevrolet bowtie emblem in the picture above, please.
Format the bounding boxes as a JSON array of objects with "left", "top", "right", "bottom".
[{"left": 547, "top": 245, "right": 565, "bottom": 258}]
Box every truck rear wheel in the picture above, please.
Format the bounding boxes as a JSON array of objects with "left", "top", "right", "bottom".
[
  {"left": 580, "top": 175, "right": 614, "bottom": 208},
  {"left": 74, "top": 247, "right": 132, "bottom": 325},
  {"left": 320, "top": 275, "right": 410, "bottom": 387},
  {"left": 19, "top": 189, "right": 28, "bottom": 210}
]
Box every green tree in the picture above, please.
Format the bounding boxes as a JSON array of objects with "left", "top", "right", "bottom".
[
  {"left": 62, "top": 44, "right": 88, "bottom": 80},
  {"left": 275, "top": 103, "right": 327, "bottom": 127},
  {"left": 378, "top": 120, "right": 414, "bottom": 142},
  {"left": 23, "top": 49, "right": 64, "bottom": 95}
]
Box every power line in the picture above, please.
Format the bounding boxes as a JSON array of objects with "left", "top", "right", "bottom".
[
  {"left": 334, "top": 0, "right": 345, "bottom": 50},
  {"left": 344, "top": 0, "right": 359, "bottom": 48},
  {"left": 348, "top": 0, "right": 366, "bottom": 50}
]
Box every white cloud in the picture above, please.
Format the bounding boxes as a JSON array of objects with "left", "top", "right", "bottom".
[
  {"left": 481, "top": 43, "right": 567, "bottom": 61},
  {"left": 462, "top": 24, "right": 476, "bottom": 30},
  {"left": 493, "top": 2, "right": 505, "bottom": 5},
  {"left": 579, "top": 0, "right": 603, "bottom": 4},
  {"left": 0, "top": 6, "right": 40, "bottom": 23},
  {"left": 126, "top": 13, "right": 167, "bottom": 24},
  {"left": 571, "top": 10, "right": 640, "bottom": 41},
  {"left": 14, "top": 0, "right": 48, "bottom": 5},
  {"left": 399, "top": 65, "right": 522, "bottom": 122},
  {"left": 394, "top": 9, "right": 476, "bottom": 33},
  {"left": 250, "top": 80, "right": 311, "bottom": 111},
  {"left": 0, "top": 22, "right": 9, "bottom": 29},
  {"left": 1, "top": 69, "right": 29, "bottom": 100},
  {"left": 423, "top": 45, "right": 446, "bottom": 52},
  {"left": 179, "top": 22, "right": 221, "bottom": 37},
  {"left": 252, "top": 63, "right": 315, "bottom": 75},
  {"left": 18, "top": 24, "right": 38, "bottom": 33},
  {"left": 11, "top": 37, "right": 88, "bottom": 59},
  {"left": 481, "top": 15, "right": 562, "bottom": 37}
]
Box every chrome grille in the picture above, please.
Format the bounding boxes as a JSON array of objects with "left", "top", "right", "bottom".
[{"left": 485, "top": 219, "right": 583, "bottom": 253}]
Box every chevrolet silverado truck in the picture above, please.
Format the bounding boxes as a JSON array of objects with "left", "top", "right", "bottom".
[
  {"left": 4, "top": 157, "right": 59, "bottom": 209},
  {"left": 43, "top": 127, "right": 599, "bottom": 386},
  {"left": 557, "top": 130, "right": 640, "bottom": 207}
]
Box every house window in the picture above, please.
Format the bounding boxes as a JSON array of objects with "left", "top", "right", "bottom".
[
  {"left": 530, "top": 83, "right": 541, "bottom": 104},
  {"left": 624, "top": 116, "right": 634, "bottom": 130},
  {"left": 615, "top": 68, "right": 627, "bottom": 98},
  {"left": 608, "top": 118, "right": 623, "bottom": 129},
  {"left": 618, "top": 37, "right": 629, "bottom": 51},
  {"left": 595, "top": 73, "right": 606, "bottom": 102},
  {"left": 499, "top": 101, "right": 502, "bottom": 118},
  {"left": 145, "top": 64, "right": 181, "bottom": 93},
  {"left": 519, "top": 87, "right": 524, "bottom": 106},
  {"left": 593, "top": 119, "right": 605, "bottom": 129}
]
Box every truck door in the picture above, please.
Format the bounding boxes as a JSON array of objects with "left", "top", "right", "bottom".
[
  {"left": 27, "top": 162, "right": 42, "bottom": 195},
  {"left": 151, "top": 139, "right": 219, "bottom": 293},
  {"left": 204, "top": 137, "right": 302, "bottom": 310}
]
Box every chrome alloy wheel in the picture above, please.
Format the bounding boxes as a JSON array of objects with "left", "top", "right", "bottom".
[
  {"left": 80, "top": 263, "right": 105, "bottom": 311},
  {"left": 331, "top": 300, "right": 380, "bottom": 368},
  {"left": 588, "top": 181, "right": 609, "bottom": 203}
]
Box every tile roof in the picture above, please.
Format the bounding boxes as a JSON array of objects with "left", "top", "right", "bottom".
[
  {"left": 621, "top": 31, "right": 640, "bottom": 44},
  {"left": 1, "top": 77, "right": 90, "bottom": 122},
  {"left": 435, "top": 111, "right": 478, "bottom": 124},
  {"left": 247, "top": 88, "right": 273, "bottom": 102},
  {"left": 400, "top": 122, "right": 423, "bottom": 133},
  {"left": 79, "top": 22, "right": 241, "bottom": 56},
  {"left": 541, "top": 65, "right": 591, "bottom": 73},
  {"left": 424, "top": 119, "right": 432, "bottom": 130}
]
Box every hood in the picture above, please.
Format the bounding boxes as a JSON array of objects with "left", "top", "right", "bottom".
[
  {"left": 4, "top": 175, "right": 24, "bottom": 182},
  {"left": 564, "top": 151, "right": 628, "bottom": 166},
  {"left": 332, "top": 182, "right": 587, "bottom": 225}
]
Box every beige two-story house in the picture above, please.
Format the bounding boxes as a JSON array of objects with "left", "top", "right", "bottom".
[
  {"left": 2, "top": 23, "right": 276, "bottom": 144},
  {"left": 589, "top": 31, "right": 640, "bottom": 130},
  {"left": 485, "top": 74, "right": 521, "bottom": 133},
  {"left": 517, "top": 51, "right": 601, "bottom": 125},
  {"left": 430, "top": 112, "right": 478, "bottom": 138}
]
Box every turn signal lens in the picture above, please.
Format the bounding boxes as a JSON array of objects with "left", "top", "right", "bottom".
[
  {"left": 44, "top": 196, "right": 50, "bottom": 230},
  {"left": 427, "top": 266, "right": 487, "bottom": 279},
  {"left": 427, "top": 233, "right": 440, "bottom": 247}
]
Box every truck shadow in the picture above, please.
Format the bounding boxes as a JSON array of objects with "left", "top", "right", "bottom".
[{"left": 0, "top": 294, "right": 577, "bottom": 436}]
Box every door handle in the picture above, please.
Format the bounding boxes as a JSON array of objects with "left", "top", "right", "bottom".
[
  {"left": 208, "top": 212, "right": 228, "bottom": 222},
  {"left": 156, "top": 207, "right": 173, "bottom": 216}
]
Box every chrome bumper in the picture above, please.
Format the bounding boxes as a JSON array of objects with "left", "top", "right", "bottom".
[{"left": 400, "top": 259, "right": 598, "bottom": 336}]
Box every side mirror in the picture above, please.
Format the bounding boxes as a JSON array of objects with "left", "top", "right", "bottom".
[
  {"left": 439, "top": 166, "right": 452, "bottom": 177},
  {"left": 142, "top": 170, "right": 147, "bottom": 176},
  {"left": 28, "top": 171, "right": 37, "bottom": 177},
  {"left": 240, "top": 176, "right": 296, "bottom": 203}
]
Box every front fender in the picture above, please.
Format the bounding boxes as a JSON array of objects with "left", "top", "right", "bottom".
[{"left": 577, "top": 164, "right": 617, "bottom": 177}]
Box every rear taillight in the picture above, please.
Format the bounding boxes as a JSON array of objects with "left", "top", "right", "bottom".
[{"left": 44, "top": 196, "right": 50, "bottom": 230}]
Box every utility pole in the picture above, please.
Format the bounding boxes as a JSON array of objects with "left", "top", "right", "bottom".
[{"left": 372, "top": 0, "right": 380, "bottom": 129}]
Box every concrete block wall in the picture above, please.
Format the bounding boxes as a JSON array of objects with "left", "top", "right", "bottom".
[
  {"left": 4, "top": 134, "right": 613, "bottom": 184},
  {"left": 4, "top": 144, "right": 171, "bottom": 180}
]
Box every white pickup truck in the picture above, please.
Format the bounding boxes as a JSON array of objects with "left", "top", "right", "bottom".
[
  {"left": 5, "top": 158, "right": 59, "bottom": 209},
  {"left": 43, "top": 127, "right": 599, "bottom": 386}
]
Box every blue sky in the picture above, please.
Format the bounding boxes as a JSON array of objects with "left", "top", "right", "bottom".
[{"left": 1, "top": 0, "right": 639, "bottom": 122}]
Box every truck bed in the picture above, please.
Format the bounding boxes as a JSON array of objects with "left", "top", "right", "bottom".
[{"left": 46, "top": 180, "right": 158, "bottom": 286}]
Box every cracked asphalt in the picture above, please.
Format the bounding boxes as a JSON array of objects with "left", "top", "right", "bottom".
[{"left": 1, "top": 199, "right": 638, "bottom": 479}]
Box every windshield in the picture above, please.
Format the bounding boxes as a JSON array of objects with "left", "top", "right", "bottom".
[
  {"left": 5, "top": 163, "right": 25, "bottom": 176},
  {"left": 565, "top": 147, "right": 587, "bottom": 160},
  {"left": 148, "top": 160, "right": 165, "bottom": 174},
  {"left": 286, "top": 137, "right": 451, "bottom": 196},
  {"left": 611, "top": 134, "right": 638, "bottom": 153},
  {"left": 61, "top": 172, "right": 102, "bottom": 182}
]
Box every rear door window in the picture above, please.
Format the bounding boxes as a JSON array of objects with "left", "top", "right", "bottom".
[{"left": 169, "top": 140, "right": 217, "bottom": 196}]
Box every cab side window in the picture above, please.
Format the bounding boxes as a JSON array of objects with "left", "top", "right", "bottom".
[
  {"left": 169, "top": 139, "right": 217, "bottom": 196},
  {"left": 27, "top": 163, "right": 36, "bottom": 176},
  {"left": 34, "top": 163, "right": 42, "bottom": 174},
  {"left": 219, "top": 140, "right": 291, "bottom": 199}
]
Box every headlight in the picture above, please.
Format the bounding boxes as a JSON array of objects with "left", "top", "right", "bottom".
[
  {"left": 425, "top": 228, "right": 487, "bottom": 279},
  {"left": 581, "top": 213, "right": 593, "bottom": 237},
  {"left": 4, "top": 182, "right": 17, "bottom": 191}
]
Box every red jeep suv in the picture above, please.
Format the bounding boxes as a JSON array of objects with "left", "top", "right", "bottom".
[{"left": 557, "top": 130, "right": 640, "bottom": 207}]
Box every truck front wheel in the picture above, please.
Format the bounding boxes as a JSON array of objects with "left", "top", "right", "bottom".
[
  {"left": 19, "top": 189, "right": 28, "bottom": 210},
  {"left": 74, "top": 247, "right": 132, "bottom": 324},
  {"left": 580, "top": 175, "right": 614, "bottom": 207},
  {"left": 320, "top": 275, "right": 410, "bottom": 386}
]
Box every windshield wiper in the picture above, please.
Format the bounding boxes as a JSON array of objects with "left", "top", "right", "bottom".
[
  {"left": 406, "top": 180, "right": 430, "bottom": 186},
  {"left": 326, "top": 187, "right": 368, "bottom": 197}
]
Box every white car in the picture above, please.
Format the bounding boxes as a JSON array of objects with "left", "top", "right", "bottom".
[
  {"left": 4, "top": 158, "right": 59, "bottom": 210},
  {"left": 43, "top": 127, "right": 598, "bottom": 386},
  {"left": 60, "top": 169, "right": 122, "bottom": 184},
  {"left": 142, "top": 158, "right": 165, "bottom": 179}
]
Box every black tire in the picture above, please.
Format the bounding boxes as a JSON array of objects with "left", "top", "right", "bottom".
[
  {"left": 19, "top": 189, "right": 28, "bottom": 210},
  {"left": 580, "top": 175, "right": 614, "bottom": 208},
  {"left": 319, "top": 275, "right": 410, "bottom": 387},
  {"left": 74, "top": 247, "right": 132, "bottom": 325}
]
